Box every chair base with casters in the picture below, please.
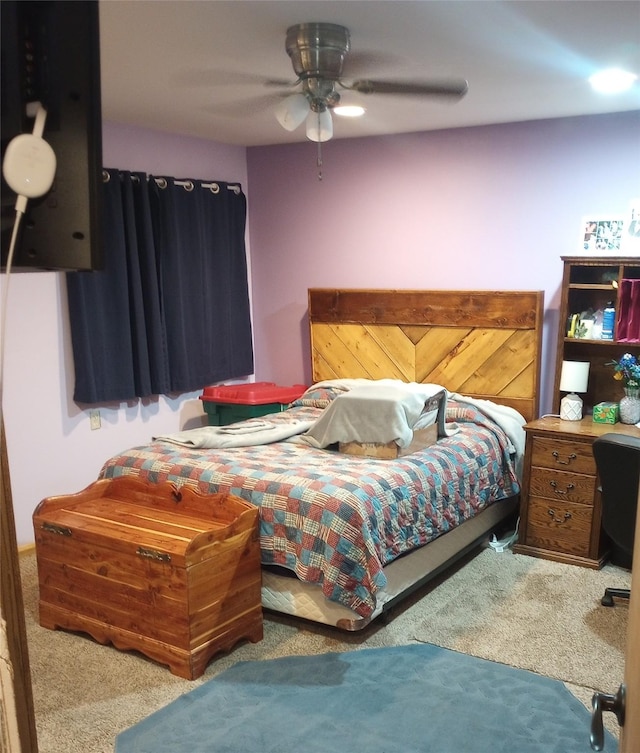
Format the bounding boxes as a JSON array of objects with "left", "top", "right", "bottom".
[{"left": 601, "top": 587, "right": 631, "bottom": 607}]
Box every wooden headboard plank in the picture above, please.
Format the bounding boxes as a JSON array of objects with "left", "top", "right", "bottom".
[
  {"left": 309, "top": 289, "right": 541, "bottom": 329},
  {"left": 309, "top": 289, "right": 544, "bottom": 422}
]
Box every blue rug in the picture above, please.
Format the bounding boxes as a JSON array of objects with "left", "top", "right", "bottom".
[{"left": 116, "top": 644, "right": 613, "bottom": 753}]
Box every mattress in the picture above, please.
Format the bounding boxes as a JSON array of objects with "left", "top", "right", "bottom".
[
  {"left": 99, "top": 384, "right": 524, "bottom": 620},
  {"left": 261, "top": 494, "right": 519, "bottom": 629}
]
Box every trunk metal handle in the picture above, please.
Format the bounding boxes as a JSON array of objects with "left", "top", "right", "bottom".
[
  {"left": 136, "top": 546, "right": 171, "bottom": 563},
  {"left": 41, "top": 522, "right": 72, "bottom": 537}
]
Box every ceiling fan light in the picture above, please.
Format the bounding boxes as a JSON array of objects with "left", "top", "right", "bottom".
[
  {"left": 333, "top": 104, "right": 365, "bottom": 118},
  {"left": 306, "top": 109, "right": 333, "bottom": 142},
  {"left": 275, "top": 93, "right": 310, "bottom": 131},
  {"left": 588, "top": 68, "right": 637, "bottom": 94}
]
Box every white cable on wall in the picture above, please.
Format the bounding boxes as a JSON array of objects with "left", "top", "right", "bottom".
[{"left": 0, "top": 101, "right": 56, "bottom": 753}]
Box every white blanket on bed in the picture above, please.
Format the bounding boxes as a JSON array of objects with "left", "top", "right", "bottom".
[
  {"left": 154, "top": 419, "right": 316, "bottom": 449},
  {"left": 153, "top": 380, "right": 525, "bottom": 468},
  {"left": 300, "top": 380, "right": 452, "bottom": 449},
  {"left": 449, "top": 393, "right": 526, "bottom": 475},
  {"left": 301, "top": 381, "right": 526, "bottom": 473}
]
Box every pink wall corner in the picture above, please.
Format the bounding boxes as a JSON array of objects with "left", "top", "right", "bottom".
[
  {"left": 3, "top": 123, "right": 251, "bottom": 546},
  {"left": 102, "top": 121, "right": 248, "bottom": 183},
  {"left": 246, "top": 111, "right": 640, "bottom": 411}
]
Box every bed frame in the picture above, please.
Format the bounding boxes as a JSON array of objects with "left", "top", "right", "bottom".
[{"left": 260, "top": 288, "right": 544, "bottom": 631}]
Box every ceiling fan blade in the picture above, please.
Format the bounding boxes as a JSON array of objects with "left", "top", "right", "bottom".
[
  {"left": 264, "top": 77, "right": 300, "bottom": 88},
  {"left": 176, "top": 68, "right": 281, "bottom": 88},
  {"left": 203, "top": 93, "right": 281, "bottom": 118},
  {"left": 349, "top": 79, "right": 469, "bottom": 99},
  {"left": 341, "top": 50, "right": 405, "bottom": 78}
]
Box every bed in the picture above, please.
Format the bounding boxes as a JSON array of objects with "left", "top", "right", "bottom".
[{"left": 99, "top": 288, "right": 544, "bottom": 631}]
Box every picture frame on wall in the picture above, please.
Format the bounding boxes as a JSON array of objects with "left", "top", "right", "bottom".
[
  {"left": 620, "top": 198, "right": 640, "bottom": 256},
  {"left": 580, "top": 215, "right": 625, "bottom": 255}
]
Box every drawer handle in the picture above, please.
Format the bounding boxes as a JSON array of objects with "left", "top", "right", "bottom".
[
  {"left": 136, "top": 546, "right": 172, "bottom": 564},
  {"left": 549, "top": 481, "right": 575, "bottom": 496},
  {"left": 551, "top": 451, "right": 577, "bottom": 466},
  {"left": 548, "top": 508, "right": 572, "bottom": 524}
]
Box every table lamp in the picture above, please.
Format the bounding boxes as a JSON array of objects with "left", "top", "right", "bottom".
[{"left": 559, "top": 360, "right": 590, "bottom": 420}]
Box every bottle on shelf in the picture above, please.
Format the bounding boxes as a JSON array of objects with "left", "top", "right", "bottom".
[{"left": 601, "top": 302, "right": 615, "bottom": 340}]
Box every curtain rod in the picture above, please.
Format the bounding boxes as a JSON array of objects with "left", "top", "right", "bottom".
[{"left": 102, "top": 170, "right": 242, "bottom": 194}]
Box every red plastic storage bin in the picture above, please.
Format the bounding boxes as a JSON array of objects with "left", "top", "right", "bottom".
[{"left": 200, "top": 382, "right": 307, "bottom": 425}]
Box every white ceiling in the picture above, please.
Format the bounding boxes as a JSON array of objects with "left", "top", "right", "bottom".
[{"left": 98, "top": 0, "right": 640, "bottom": 147}]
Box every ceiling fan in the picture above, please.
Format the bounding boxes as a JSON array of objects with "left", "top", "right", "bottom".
[{"left": 274, "top": 22, "right": 469, "bottom": 142}]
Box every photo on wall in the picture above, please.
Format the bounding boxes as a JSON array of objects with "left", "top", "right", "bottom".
[
  {"left": 621, "top": 198, "right": 640, "bottom": 256},
  {"left": 580, "top": 216, "right": 625, "bottom": 254}
]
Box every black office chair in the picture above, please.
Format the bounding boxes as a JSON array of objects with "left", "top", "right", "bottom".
[{"left": 592, "top": 433, "right": 640, "bottom": 607}]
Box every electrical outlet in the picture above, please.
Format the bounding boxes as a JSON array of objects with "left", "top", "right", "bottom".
[{"left": 89, "top": 409, "right": 101, "bottom": 430}]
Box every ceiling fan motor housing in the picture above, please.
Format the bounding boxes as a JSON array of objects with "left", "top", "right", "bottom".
[
  {"left": 285, "top": 23, "right": 350, "bottom": 81},
  {"left": 276, "top": 21, "right": 468, "bottom": 141}
]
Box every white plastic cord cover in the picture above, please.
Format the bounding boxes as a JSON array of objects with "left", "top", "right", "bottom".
[{"left": 2, "top": 102, "right": 56, "bottom": 203}]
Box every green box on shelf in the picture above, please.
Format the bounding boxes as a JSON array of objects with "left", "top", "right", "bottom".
[
  {"left": 200, "top": 382, "right": 307, "bottom": 426},
  {"left": 592, "top": 402, "right": 620, "bottom": 424}
]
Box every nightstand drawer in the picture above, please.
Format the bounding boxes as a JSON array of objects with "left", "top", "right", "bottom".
[
  {"left": 528, "top": 466, "right": 596, "bottom": 507},
  {"left": 525, "top": 497, "right": 593, "bottom": 557},
  {"left": 530, "top": 436, "right": 595, "bottom": 475}
]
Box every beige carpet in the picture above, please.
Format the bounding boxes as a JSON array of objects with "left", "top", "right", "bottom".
[
  {"left": 409, "top": 548, "right": 630, "bottom": 691},
  {"left": 19, "top": 546, "right": 630, "bottom": 753}
]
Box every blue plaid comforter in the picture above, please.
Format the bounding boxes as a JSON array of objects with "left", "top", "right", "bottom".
[{"left": 99, "top": 397, "right": 520, "bottom": 618}]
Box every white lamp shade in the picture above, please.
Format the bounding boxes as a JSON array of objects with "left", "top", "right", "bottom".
[
  {"left": 559, "top": 360, "right": 590, "bottom": 393},
  {"left": 275, "top": 93, "right": 310, "bottom": 131},
  {"left": 306, "top": 109, "right": 333, "bottom": 142}
]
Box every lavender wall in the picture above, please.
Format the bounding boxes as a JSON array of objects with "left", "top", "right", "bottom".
[
  {"left": 2, "top": 123, "right": 248, "bottom": 545},
  {"left": 247, "top": 112, "right": 640, "bottom": 408},
  {"left": 2, "top": 112, "right": 638, "bottom": 546}
]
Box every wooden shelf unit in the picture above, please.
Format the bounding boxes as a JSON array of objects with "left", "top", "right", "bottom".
[
  {"left": 553, "top": 256, "right": 640, "bottom": 415},
  {"left": 515, "top": 257, "right": 640, "bottom": 568}
]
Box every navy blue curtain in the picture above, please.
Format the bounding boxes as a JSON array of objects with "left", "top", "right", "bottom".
[{"left": 67, "top": 171, "right": 253, "bottom": 403}]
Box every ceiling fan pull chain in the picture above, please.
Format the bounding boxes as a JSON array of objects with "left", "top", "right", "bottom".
[{"left": 316, "top": 140, "right": 323, "bottom": 181}]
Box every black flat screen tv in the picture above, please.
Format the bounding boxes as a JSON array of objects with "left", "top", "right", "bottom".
[{"left": 1, "top": 0, "right": 103, "bottom": 271}]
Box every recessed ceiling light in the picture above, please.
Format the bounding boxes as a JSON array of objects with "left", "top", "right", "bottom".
[
  {"left": 333, "top": 105, "right": 366, "bottom": 118},
  {"left": 588, "top": 68, "right": 637, "bottom": 94}
]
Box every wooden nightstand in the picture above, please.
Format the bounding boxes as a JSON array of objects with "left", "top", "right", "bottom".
[{"left": 514, "top": 416, "right": 640, "bottom": 568}]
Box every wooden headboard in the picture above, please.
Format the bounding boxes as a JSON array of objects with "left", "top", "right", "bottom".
[{"left": 308, "top": 289, "right": 544, "bottom": 422}]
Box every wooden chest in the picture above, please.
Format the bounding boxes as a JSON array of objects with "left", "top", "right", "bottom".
[{"left": 33, "top": 476, "right": 263, "bottom": 679}]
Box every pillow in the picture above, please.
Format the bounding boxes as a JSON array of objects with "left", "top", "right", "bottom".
[{"left": 289, "top": 385, "right": 343, "bottom": 409}]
